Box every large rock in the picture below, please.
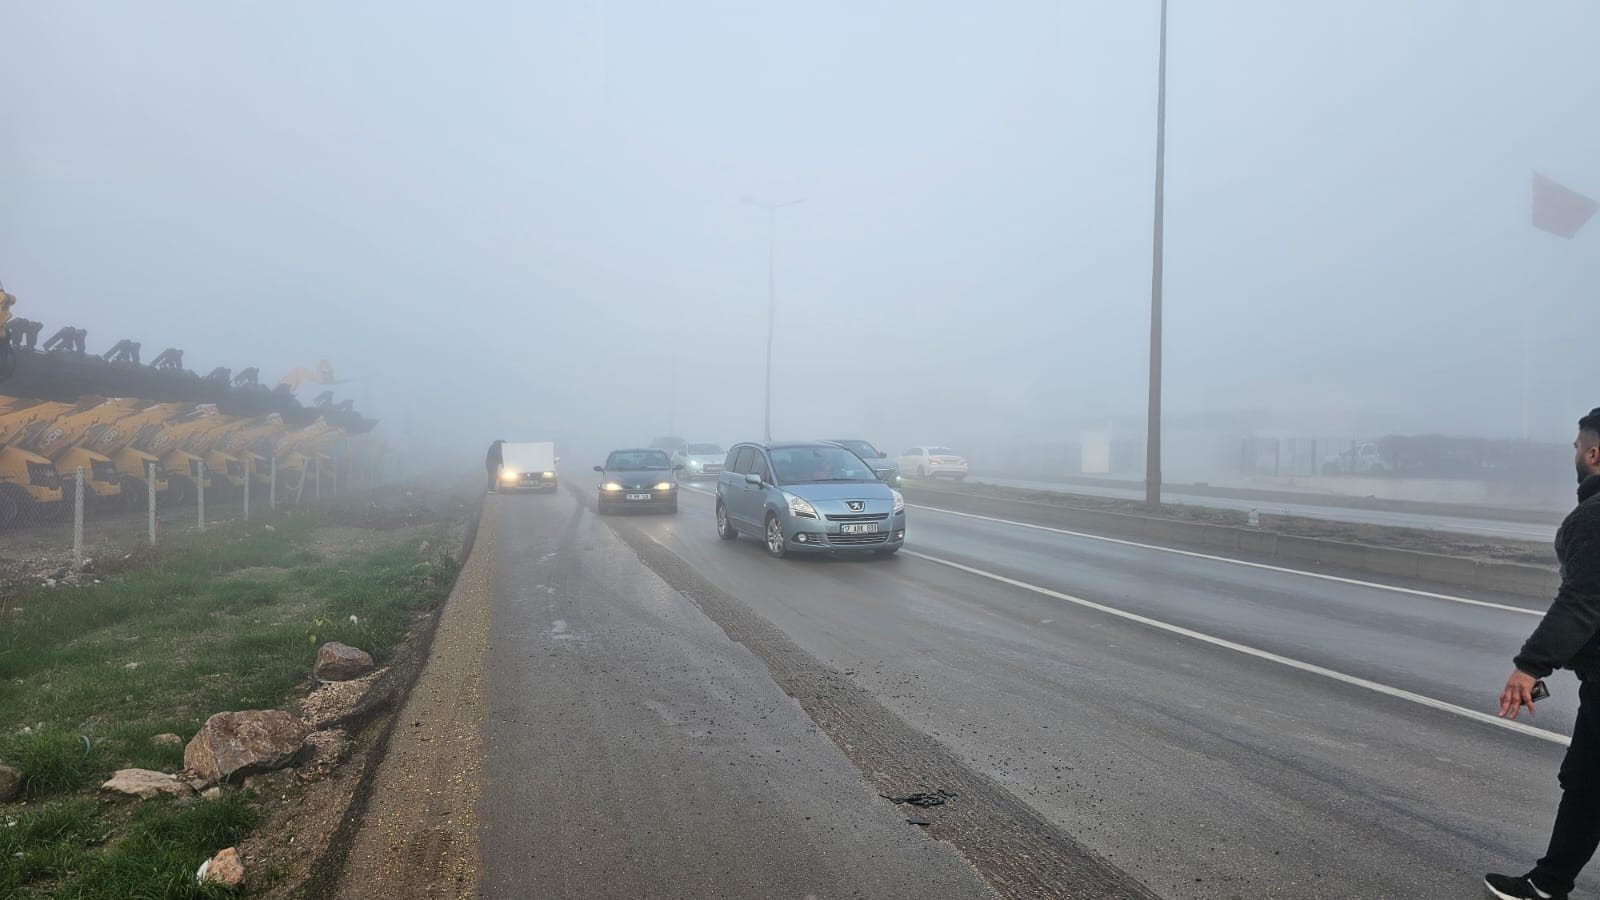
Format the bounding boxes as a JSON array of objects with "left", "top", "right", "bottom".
[
  {"left": 197, "top": 847, "right": 246, "bottom": 888},
  {"left": 101, "top": 768, "right": 195, "bottom": 801},
  {"left": 184, "top": 711, "right": 311, "bottom": 784},
  {"left": 313, "top": 642, "right": 374, "bottom": 681},
  {"left": 0, "top": 762, "right": 21, "bottom": 801}
]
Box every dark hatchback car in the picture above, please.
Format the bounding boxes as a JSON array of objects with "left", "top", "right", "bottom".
[{"left": 594, "top": 448, "right": 681, "bottom": 515}]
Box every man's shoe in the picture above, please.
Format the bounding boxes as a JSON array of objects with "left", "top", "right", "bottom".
[{"left": 1485, "top": 873, "right": 1565, "bottom": 900}]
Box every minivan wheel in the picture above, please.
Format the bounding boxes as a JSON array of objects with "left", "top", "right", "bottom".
[
  {"left": 764, "top": 514, "right": 788, "bottom": 558},
  {"left": 717, "top": 503, "right": 738, "bottom": 540}
]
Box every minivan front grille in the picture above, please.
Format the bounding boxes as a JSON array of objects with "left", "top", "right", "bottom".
[{"left": 826, "top": 512, "right": 889, "bottom": 522}]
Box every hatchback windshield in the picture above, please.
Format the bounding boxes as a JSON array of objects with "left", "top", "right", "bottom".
[
  {"left": 687, "top": 443, "right": 723, "bottom": 454},
  {"left": 769, "top": 446, "right": 880, "bottom": 484},
  {"left": 607, "top": 450, "right": 672, "bottom": 470}
]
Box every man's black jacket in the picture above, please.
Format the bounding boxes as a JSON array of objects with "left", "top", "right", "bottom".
[{"left": 1516, "top": 474, "right": 1600, "bottom": 678}]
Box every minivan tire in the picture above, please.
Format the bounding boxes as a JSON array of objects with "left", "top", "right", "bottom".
[
  {"left": 764, "top": 513, "right": 788, "bottom": 558},
  {"left": 717, "top": 502, "right": 738, "bottom": 540}
]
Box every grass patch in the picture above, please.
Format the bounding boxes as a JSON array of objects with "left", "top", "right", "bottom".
[{"left": 0, "top": 502, "right": 462, "bottom": 898}]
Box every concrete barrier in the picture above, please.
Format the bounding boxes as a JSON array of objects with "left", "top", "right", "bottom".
[{"left": 904, "top": 487, "right": 1558, "bottom": 600}]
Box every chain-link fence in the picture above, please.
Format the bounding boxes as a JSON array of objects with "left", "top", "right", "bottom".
[{"left": 0, "top": 442, "right": 388, "bottom": 588}]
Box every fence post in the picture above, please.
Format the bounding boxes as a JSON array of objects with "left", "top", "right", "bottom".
[
  {"left": 243, "top": 456, "right": 251, "bottom": 521},
  {"left": 314, "top": 456, "right": 322, "bottom": 501},
  {"left": 270, "top": 456, "right": 277, "bottom": 510},
  {"left": 197, "top": 460, "right": 206, "bottom": 533},
  {"left": 148, "top": 462, "right": 157, "bottom": 546},
  {"left": 73, "top": 466, "right": 84, "bottom": 570}
]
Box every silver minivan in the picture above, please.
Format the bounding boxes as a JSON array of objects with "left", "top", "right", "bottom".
[{"left": 715, "top": 442, "right": 905, "bottom": 558}]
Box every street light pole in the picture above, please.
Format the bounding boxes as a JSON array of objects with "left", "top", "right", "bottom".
[
  {"left": 742, "top": 196, "right": 805, "bottom": 442},
  {"left": 1145, "top": 0, "right": 1169, "bottom": 509}
]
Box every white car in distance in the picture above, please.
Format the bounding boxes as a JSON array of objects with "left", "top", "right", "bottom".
[
  {"left": 679, "top": 443, "right": 727, "bottom": 481},
  {"left": 897, "top": 446, "right": 969, "bottom": 481}
]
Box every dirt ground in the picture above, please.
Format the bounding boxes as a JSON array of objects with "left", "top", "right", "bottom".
[{"left": 325, "top": 499, "right": 495, "bottom": 899}]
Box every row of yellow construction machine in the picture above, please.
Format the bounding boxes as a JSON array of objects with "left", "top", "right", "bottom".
[{"left": 0, "top": 284, "right": 377, "bottom": 526}]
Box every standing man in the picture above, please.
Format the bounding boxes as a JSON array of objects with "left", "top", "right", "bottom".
[
  {"left": 1488, "top": 408, "right": 1600, "bottom": 900},
  {"left": 485, "top": 440, "right": 505, "bottom": 494}
]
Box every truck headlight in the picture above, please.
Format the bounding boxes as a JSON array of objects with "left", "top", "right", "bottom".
[{"left": 784, "top": 492, "right": 818, "bottom": 519}]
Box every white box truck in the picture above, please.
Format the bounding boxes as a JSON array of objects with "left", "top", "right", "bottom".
[{"left": 498, "top": 441, "right": 558, "bottom": 493}]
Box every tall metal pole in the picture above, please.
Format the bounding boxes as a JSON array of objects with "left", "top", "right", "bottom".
[
  {"left": 1145, "top": 0, "right": 1169, "bottom": 510},
  {"left": 764, "top": 208, "right": 776, "bottom": 443},
  {"left": 742, "top": 196, "right": 804, "bottom": 443}
]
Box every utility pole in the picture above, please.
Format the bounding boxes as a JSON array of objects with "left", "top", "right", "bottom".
[
  {"left": 1145, "top": 0, "right": 1169, "bottom": 509},
  {"left": 742, "top": 196, "right": 805, "bottom": 442}
]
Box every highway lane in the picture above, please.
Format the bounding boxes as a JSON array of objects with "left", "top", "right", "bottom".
[
  {"left": 479, "top": 491, "right": 996, "bottom": 899},
  {"left": 601, "top": 484, "right": 1589, "bottom": 898},
  {"left": 970, "top": 475, "right": 1560, "bottom": 542}
]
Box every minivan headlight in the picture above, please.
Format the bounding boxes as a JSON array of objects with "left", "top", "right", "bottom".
[
  {"left": 783, "top": 492, "right": 818, "bottom": 519},
  {"left": 892, "top": 490, "right": 905, "bottom": 513}
]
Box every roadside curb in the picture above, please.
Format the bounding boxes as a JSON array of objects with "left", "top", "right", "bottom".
[
  {"left": 298, "top": 495, "right": 484, "bottom": 899},
  {"left": 905, "top": 488, "right": 1560, "bottom": 600}
]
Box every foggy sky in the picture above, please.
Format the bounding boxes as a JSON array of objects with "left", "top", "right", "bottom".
[{"left": 2, "top": 1, "right": 1596, "bottom": 458}]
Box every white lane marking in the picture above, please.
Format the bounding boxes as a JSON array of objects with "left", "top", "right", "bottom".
[
  {"left": 903, "top": 549, "right": 1568, "bottom": 746},
  {"left": 908, "top": 503, "right": 1543, "bottom": 617}
]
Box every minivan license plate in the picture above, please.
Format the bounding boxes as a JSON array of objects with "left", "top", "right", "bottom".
[
  {"left": 840, "top": 523, "right": 879, "bottom": 535},
  {"left": 626, "top": 493, "right": 651, "bottom": 501}
]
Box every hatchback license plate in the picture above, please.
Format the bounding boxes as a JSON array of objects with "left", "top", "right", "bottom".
[
  {"left": 625, "top": 493, "right": 651, "bottom": 501},
  {"left": 839, "top": 523, "right": 879, "bottom": 535}
]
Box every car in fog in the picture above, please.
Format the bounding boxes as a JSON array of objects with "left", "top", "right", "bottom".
[
  {"left": 820, "top": 438, "right": 900, "bottom": 486},
  {"left": 898, "top": 446, "right": 969, "bottom": 481},
  {"left": 594, "top": 448, "right": 681, "bottom": 515},
  {"left": 716, "top": 441, "right": 904, "bottom": 558},
  {"left": 679, "top": 442, "right": 727, "bottom": 481}
]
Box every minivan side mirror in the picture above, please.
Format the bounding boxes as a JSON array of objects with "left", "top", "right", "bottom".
[
  {"left": 744, "top": 472, "right": 763, "bottom": 486},
  {"left": 593, "top": 465, "right": 604, "bottom": 473}
]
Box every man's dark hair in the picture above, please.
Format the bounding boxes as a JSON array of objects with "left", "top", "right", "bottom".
[{"left": 1581, "top": 408, "right": 1600, "bottom": 442}]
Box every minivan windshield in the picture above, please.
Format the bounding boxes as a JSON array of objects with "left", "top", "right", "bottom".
[
  {"left": 607, "top": 450, "right": 672, "bottom": 470},
  {"left": 769, "top": 446, "right": 880, "bottom": 485},
  {"left": 828, "top": 440, "right": 880, "bottom": 459}
]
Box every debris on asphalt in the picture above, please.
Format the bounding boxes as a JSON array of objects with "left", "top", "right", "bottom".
[{"left": 881, "top": 788, "right": 957, "bottom": 807}]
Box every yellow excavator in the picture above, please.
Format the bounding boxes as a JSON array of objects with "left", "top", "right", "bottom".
[
  {"left": 0, "top": 397, "right": 65, "bottom": 525},
  {"left": 10, "top": 398, "right": 126, "bottom": 505},
  {"left": 82, "top": 399, "right": 172, "bottom": 503},
  {"left": 132, "top": 403, "right": 220, "bottom": 504},
  {"left": 201, "top": 413, "right": 287, "bottom": 492},
  {"left": 273, "top": 419, "right": 343, "bottom": 497}
]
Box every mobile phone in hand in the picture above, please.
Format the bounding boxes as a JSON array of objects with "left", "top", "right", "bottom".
[{"left": 1532, "top": 680, "right": 1550, "bottom": 702}]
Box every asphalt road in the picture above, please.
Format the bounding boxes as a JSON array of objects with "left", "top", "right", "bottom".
[
  {"left": 970, "top": 475, "right": 1559, "bottom": 542},
  {"left": 554, "top": 481, "right": 1585, "bottom": 899}
]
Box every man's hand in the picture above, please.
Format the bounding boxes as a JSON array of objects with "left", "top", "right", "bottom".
[{"left": 1499, "top": 669, "right": 1540, "bottom": 720}]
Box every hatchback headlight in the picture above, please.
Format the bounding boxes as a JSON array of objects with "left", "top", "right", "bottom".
[
  {"left": 655, "top": 482, "right": 675, "bottom": 491},
  {"left": 783, "top": 492, "right": 818, "bottom": 519},
  {"left": 892, "top": 490, "right": 905, "bottom": 513},
  {"left": 602, "top": 482, "right": 623, "bottom": 492},
  {"left": 501, "top": 470, "right": 519, "bottom": 481}
]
